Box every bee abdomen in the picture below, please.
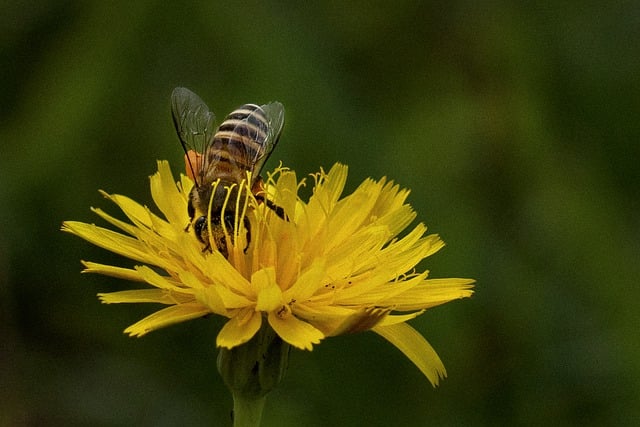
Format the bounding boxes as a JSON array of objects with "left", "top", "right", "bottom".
[{"left": 209, "top": 104, "right": 270, "bottom": 170}]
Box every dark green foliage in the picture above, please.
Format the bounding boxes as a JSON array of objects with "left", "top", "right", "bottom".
[{"left": 1, "top": 1, "right": 638, "bottom": 425}]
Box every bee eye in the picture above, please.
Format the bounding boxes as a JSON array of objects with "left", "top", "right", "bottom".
[{"left": 194, "top": 216, "right": 207, "bottom": 237}]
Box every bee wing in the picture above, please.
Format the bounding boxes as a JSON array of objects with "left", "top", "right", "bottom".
[
  {"left": 229, "top": 101, "right": 285, "bottom": 178},
  {"left": 171, "top": 87, "right": 216, "bottom": 185},
  {"left": 256, "top": 101, "right": 285, "bottom": 173}
]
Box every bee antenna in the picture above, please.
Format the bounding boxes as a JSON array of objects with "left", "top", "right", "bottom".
[{"left": 182, "top": 147, "right": 201, "bottom": 189}]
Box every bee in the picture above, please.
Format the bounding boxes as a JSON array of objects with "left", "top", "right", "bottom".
[{"left": 171, "top": 87, "right": 285, "bottom": 256}]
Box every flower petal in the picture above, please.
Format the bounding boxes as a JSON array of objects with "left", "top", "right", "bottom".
[
  {"left": 268, "top": 310, "right": 324, "bottom": 350},
  {"left": 99, "top": 289, "right": 194, "bottom": 304},
  {"left": 192, "top": 285, "right": 231, "bottom": 317},
  {"left": 81, "top": 261, "right": 144, "bottom": 282},
  {"left": 135, "top": 265, "right": 191, "bottom": 293},
  {"left": 383, "top": 278, "right": 476, "bottom": 310},
  {"left": 62, "top": 221, "right": 159, "bottom": 265},
  {"left": 283, "top": 258, "right": 326, "bottom": 301},
  {"left": 376, "top": 311, "right": 424, "bottom": 326},
  {"left": 124, "top": 303, "right": 210, "bottom": 337},
  {"left": 328, "top": 306, "right": 390, "bottom": 335},
  {"left": 267, "top": 169, "right": 299, "bottom": 219},
  {"left": 372, "top": 323, "right": 446, "bottom": 387},
  {"left": 90, "top": 206, "right": 143, "bottom": 237},
  {"left": 292, "top": 303, "right": 358, "bottom": 335},
  {"left": 100, "top": 192, "right": 154, "bottom": 229},
  {"left": 371, "top": 201, "right": 416, "bottom": 237},
  {"left": 217, "top": 309, "right": 262, "bottom": 348},
  {"left": 202, "top": 251, "right": 253, "bottom": 297},
  {"left": 150, "top": 160, "right": 190, "bottom": 226},
  {"left": 336, "top": 273, "right": 426, "bottom": 306},
  {"left": 253, "top": 268, "right": 283, "bottom": 312},
  {"left": 300, "top": 164, "right": 348, "bottom": 238},
  {"left": 323, "top": 179, "right": 380, "bottom": 251},
  {"left": 311, "top": 163, "right": 348, "bottom": 212}
]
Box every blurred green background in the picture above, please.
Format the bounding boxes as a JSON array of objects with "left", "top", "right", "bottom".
[{"left": 2, "top": 1, "right": 639, "bottom": 425}]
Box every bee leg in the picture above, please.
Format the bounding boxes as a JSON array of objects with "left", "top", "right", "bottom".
[
  {"left": 266, "top": 199, "right": 288, "bottom": 221},
  {"left": 185, "top": 199, "right": 196, "bottom": 232},
  {"left": 243, "top": 216, "right": 251, "bottom": 253},
  {"left": 255, "top": 195, "right": 289, "bottom": 221}
]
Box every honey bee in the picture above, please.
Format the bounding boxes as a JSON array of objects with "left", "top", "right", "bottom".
[{"left": 171, "top": 87, "right": 285, "bottom": 256}]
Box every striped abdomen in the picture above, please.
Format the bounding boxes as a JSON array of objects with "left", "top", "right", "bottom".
[{"left": 203, "top": 103, "right": 270, "bottom": 184}]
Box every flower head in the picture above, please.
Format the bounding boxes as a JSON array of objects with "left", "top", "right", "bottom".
[{"left": 62, "top": 161, "right": 474, "bottom": 386}]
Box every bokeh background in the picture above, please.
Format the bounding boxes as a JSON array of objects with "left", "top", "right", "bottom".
[{"left": 2, "top": 1, "right": 639, "bottom": 425}]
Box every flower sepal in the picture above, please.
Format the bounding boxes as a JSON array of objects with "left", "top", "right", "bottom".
[{"left": 217, "top": 320, "right": 290, "bottom": 398}]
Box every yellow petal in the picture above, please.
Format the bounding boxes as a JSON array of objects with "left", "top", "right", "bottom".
[
  {"left": 124, "top": 303, "right": 210, "bottom": 337},
  {"left": 98, "top": 190, "right": 181, "bottom": 246},
  {"left": 150, "top": 160, "right": 189, "bottom": 226},
  {"left": 370, "top": 180, "right": 410, "bottom": 218},
  {"left": 384, "top": 278, "right": 475, "bottom": 310},
  {"left": 283, "top": 259, "right": 326, "bottom": 301},
  {"left": 336, "top": 273, "right": 426, "bottom": 305},
  {"left": 62, "top": 221, "right": 158, "bottom": 265},
  {"left": 300, "top": 164, "right": 348, "bottom": 238},
  {"left": 328, "top": 306, "right": 390, "bottom": 335},
  {"left": 135, "top": 265, "right": 189, "bottom": 292},
  {"left": 215, "top": 286, "right": 254, "bottom": 309},
  {"left": 193, "top": 286, "right": 230, "bottom": 316},
  {"left": 180, "top": 173, "right": 195, "bottom": 195},
  {"left": 98, "top": 289, "right": 194, "bottom": 304},
  {"left": 323, "top": 180, "right": 380, "bottom": 251},
  {"left": 101, "top": 192, "right": 153, "bottom": 229},
  {"left": 292, "top": 303, "right": 358, "bottom": 336},
  {"left": 90, "top": 206, "right": 141, "bottom": 237},
  {"left": 311, "top": 163, "right": 348, "bottom": 211},
  {"left": 376, "top": 228, "right": 444, "bottom": 282},
  {"left": 268, "top": 309, "right": 324, "bottom": 350},
  {"left": 376, "top": 311, "right": 425, "bottom": 326},
  {"left": 323, "top": 225, "right": 389, "bottom": 280},
  {"left": 372, "top": 323, "right": 446, "bottom": 387},
  {"left": 81, "top": 261, "right": 144, "bottom": 282},
  {"left": 146, "top": 205, "right": 183, "bottom": 241},
  {"left": 253, "top": 268, "right": 283, "bottom": 312},
  {"left": 371, "top": 202, "right": 416, "bottom": 238},
  {"left": 217, "top": 309, "right": 262, "bottom": 348},
  {"left": 269, "top": 169, "right": 299, "bottom": 219},
  {"left": 202, "top": 251, "right": 253, "bottom": 297}
]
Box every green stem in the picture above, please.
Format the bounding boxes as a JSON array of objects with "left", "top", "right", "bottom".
[{"left": 232, "top": 393, "right": 266, "bottom": 427}]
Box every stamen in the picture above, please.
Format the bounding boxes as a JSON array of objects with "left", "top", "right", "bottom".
[{"left": 220, "top": 182, "right": 237, "bottom": 244}]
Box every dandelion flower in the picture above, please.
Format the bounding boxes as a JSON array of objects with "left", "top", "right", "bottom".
[{"left": 62, "top": 161, "right": 474, "bottom": 387}]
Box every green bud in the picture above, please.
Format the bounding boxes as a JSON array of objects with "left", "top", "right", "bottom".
[{"left": 217, "top": 320, "right": 290, "bottom": 400}]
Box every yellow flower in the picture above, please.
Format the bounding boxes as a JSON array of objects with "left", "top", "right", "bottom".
[{"left": 62, "top": 161, "right": 474, "bottom": 386}]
